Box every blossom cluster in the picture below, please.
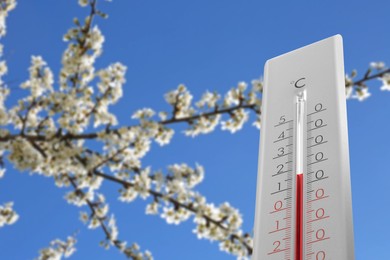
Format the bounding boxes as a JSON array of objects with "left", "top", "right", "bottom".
[
  {"left": 98, "top": 213, "right": 152, "bottom": 260},
  {"left": 35, "top": 235, "right": 77, "bottom": 260},
  {"left": 74, "top": 178, "right": 153, "bottom": 259},
  {"left": 130, "top": 80, "right": 263, "bottom": 140},
  {"left": 345, "top": 61, "right": 389, "bottom": 101},
  {"left": 0, "top": 0, "right": 17, "bottom": 231},
  {"left": 0, "top": 202, "right": 19, "bottom": 228},
  {"left": 131, "top": 163, "right": 253, "bottom": 258},
  {"left": 379, "top": 73, "right": 390, "bottom": 91},
  {"left": 65, "top": 157, "right": 251, "bottom": 258},
  {"left": 373, "top": 61, "right": 390, "bottom": 92},
  {"left": 0, "top": 0, "right": 16, "bottom": 37},
  {"left": 0, "top": 0, "right": 13, "bottom": 125}
]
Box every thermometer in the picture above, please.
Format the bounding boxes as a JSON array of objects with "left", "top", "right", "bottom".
[{"left": 252, "top": 35, "right": 354, "bottom": 260}]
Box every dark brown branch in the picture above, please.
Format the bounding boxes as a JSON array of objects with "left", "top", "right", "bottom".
[
  {"left": 160, "top": 103, "right": 256, "bottom": 125},
  {"left": 66, "top": 137, "right": 253, "bottom": 255},
  {"left": 93, "top": 170, "right": 253, "bottom": 255},
  {"left": 27, "top": 139, "right": 47, "bottom": 158},
  {"left": 69, "top": 0, "right": 98, "bottom": 89},
  {"left": 67, "top": 155, "right": 144, "bottom": 259},
  {"left": 68, "top": 175, "right": 141, "bottom": 259},
  {"left": 84, "top": 86, "right": 111, "bottom": 120},
  {"left": 35, "top": 116, "right": 49, "bottom": 134},
  {"left": 68, "top": 176, "right": 112, "bottom": 239},
  {"left": 24, "top": 138, "right": 140, "bottom": 258},
  {"left": 90, "top": 145, "right": 128, "bottom": 172},
  {"left": 2, "top": 66, "right": 388, "bottom": 144},
  {"left": 352, "top": 68, "right": 390, "bottom": 86},
  {"left": 20, "top": 99, "right": 37, "bottom": 135},
  {"left": 0, "top": 103, "right": 258, "bottom": 144}
]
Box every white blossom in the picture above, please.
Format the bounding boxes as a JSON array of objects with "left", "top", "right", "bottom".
[
  {"left": 370, "top": 61, "right": 385, "bottom": 70},
  {"left": 0, "top": 60, "right": 7, "bottom": 76},
  {"left": 221, "top": 108, "right": 249, "bottom": 133},
  {"left": 223, "top": 82, "right": 246, "bottom": 107},
  {"left": 93, "top": 62, "right": 126, "bottom": 127},
  {"left": 88, "top": 216, "right": 101, "bottom": 229},
  {"left": 134, "top": 167, "right": 151, "bottom": 199},
  {"left": 107, "top": 214, "right": 119, "bottom": 241},
  {"left": 161, "top": 206, "right": 191, "bottom": 225},
  {"left": 224, "top": 88, "right": 240, "bottom": 107},
  {"left": 168, "top": 163, "right": 204, "bottom": 189},
  {"left": 145, "top": 201, "right": 159, "bottom": 215},
  {"left": 0, "top": 0, "right": 16, "bottom": 37},
  {"left": 154, "top": 127, "right": 174, "bottom": 146},
  {"left": 79, "top": 211, "right": 89, "bottom": 224},
  {"left": 237, "top": 81, "right": 247, "bottom": 92},
  {"left": 251, "top": 78, "right": 263, "bottom": 93},
  {"left": 0, "top": 202, "right": 19, "bottom": 227},
  {"left": 88, "top": 26, "right": 105, "bottom": 51},
  {"left": 21, "top": 56, "right": 54, "bottom": 98},
  {"left": 184, "top": 115, "right": 221, "bottom": 137},
  {"left": 95, "top": 203, "right": 109, "bottom": 219},
  {"left": 353, "top": 87, "right": 371, "bottom": 101},
  {"left": 196, "top": 91, "right": 220, "bottom": 108},
  {"left": 252, "top": 114, "right": 261, "bottom": 129},
  {"left": 35, "top": 235, "right": 77, "bottom": 260},
  {"left": 121, "top": 243, "right": 153, "bottom": 260},
  {"left": 119, "top": 186, "right": 138, "bottom": 203},
  {"left": 158, "top": 111, "right": 168, "bottom": 121},
  {"left": 8, "top": 137, "right": 43, "bottom": 171},
  {"left": 60, "top": 24, "right": 106, "bottom": 92},
  {"left": 247, "top": 79, "right": 262, "bottom": 108},
  {"left": 219, "top": 238, "right": 249, "bottom": 260},
  {"left": 132, "top": 108, "right": 155, "bottom": 119},
  {"left": 0, "top": 84, "right": 9, "bottom": 125},
  {"left": 164, "top": 84, "right": 194, "bottom": 118},
  {"left": 0, "top": 1, "right": 15, "bottom": 127},
  {"left": 379, "top": 73, "right": 390, "bottom": 91},
  {"left": 65, "top": 190, "right": 93, "bottom": 207},
  {"left": 78, "top": 0, "right": 89, "bottom": 7},
  {"left": 152, "top": 170, "right": 164, "bottom": 192}
]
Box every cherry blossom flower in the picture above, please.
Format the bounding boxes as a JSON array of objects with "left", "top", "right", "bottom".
[
  {"left": 196, "top": 91, "right": 220, "bottom": 108},
  {"left": 78, "top": 0, "right": 89, "bottom": 7},
  {"left": 35, "top": 235, "right": 77, "bottom": 260},
  {"left": 221, "top": 108, "right": 249, "bottom": 133},
  {"left": 353, "top": 87, "right": 371, "bottom": 101},
  {"left": 0, "top": 202, "right": 19, "bottom": 227},
  {"left": 379, "top": 73, "right": 390, "bottom": 91},
  {"left": 370, "top": 61, "right": 385, "bottom": 70}
]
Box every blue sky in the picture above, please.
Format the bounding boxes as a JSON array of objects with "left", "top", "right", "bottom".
[{"left": 0, "top": 0, "right": 389, "bottom": 259}]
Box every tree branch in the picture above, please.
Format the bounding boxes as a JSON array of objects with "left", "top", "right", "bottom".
[
  {"left": 2, "top": 66, "right": 387, "bottom": 145},
  {"left": 93, "top": 168, "right": 253, "bottom": 255},
  {"left": 67, "top": 176, "right": 142, "bottom": 260},
  {"left": 351, "top": 68, "right": 390, "bottom": 86}
]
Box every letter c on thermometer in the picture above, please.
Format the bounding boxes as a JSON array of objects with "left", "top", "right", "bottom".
[{"left": 294, "top": 77, "right": 306, "bottom": 88}]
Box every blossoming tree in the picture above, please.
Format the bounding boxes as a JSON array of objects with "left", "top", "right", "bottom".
[{"left": 0, "top": 0, "right": 389, "bottom": 259}]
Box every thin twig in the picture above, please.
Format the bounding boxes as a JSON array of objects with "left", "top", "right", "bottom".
[
  {"left": 352, "top": 68, "right": 390, "bottom": 86},
  {"left": 92, "top": 169, "right": 253, "bottom": 254}
]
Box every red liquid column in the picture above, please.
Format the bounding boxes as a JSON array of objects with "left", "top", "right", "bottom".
[{"left": 295, "top": 173, "right": 303, "bottom": 260}]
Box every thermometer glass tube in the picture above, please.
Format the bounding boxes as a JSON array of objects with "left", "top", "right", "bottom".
[
  {"left": 252, "top": 35, "right": 354, "bottom": 260},
  {"left": 295, "top": 90, "right": 305, "bottom": 260}
]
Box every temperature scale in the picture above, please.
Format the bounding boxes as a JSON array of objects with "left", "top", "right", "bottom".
[{"left": 252, "top": 35, "right": 354, "bottom": 260}]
